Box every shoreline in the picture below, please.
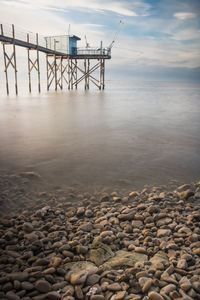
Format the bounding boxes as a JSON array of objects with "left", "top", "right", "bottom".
[{"left": 0, "top": 179, "right": 200, "bottom": 299}]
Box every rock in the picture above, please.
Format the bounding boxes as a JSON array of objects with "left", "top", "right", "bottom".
[
  {"left": 150, "top": 251, "right": 168, "bottom": 265},
  {"left": 113, "top": 291, "right": 126, "bottom": 299},
  {"left": 76, "top": 245, "right": 88, "bottom": 254},
  {"left": 6, "top": 291, "right": 20, "bottom": 300},
  {"left": 46, "top": 291, "right": 61, "bottom": 300},
  {"left": 156, "top": 218, "right": 172, "bottom": 227},
  {"left": 160, "top": 284, "right": 176, "bottom": 295},
  {"left": 179, "top": 276, "right": 192, "bottom": 291},
  {"left": 177, "top": 258, "right": 187, "bottom": 269},
  {"left": 148, "top": 291, "right": 164, "bottom": 300},
  {"left": 75, "top": 285, "right": 83, "bottom": 299},
  {"left": 90, "top": 296, "right": 105, "bottom": 300},
  {"left": 138, "top": 277, "right": 153, "bottom": 293},
  {"left": 102, "top": 250, "right": 148, "bottom": 269},
  {"left": 35, "top": 279, "right": 51, "bottom": 293},
  {"left": 86, "top": 274, "right": 100, "bottom": 285},
  {"left": 21, "top": 281, "right": 34, "bottom": 290},
  {"left": 157, "top": 229, "right": 171, "bottom": 238},
  {"left": 23, "top": 222, "right": 34, "bottom": 233},
  {"left": 107, "top": 283, "right": 121, "bottom": 291},
  {"left": 78, "top": 222, "right": 93, "bottom": 232},
  {"left": 70, "top": 269, "right": 88, "bottom": 285},
  {"left": 49, "top": 256, "right": 62, "bottom": 268},
  {"left": 9, "top": 272, "right": 29, "bottom": 281},
  {"left": 87, "top": 241, "right": 114, "bottom": 266}
]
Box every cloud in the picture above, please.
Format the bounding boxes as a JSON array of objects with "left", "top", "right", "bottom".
[
  {"left": 174, "top": 12, "right": 197, "bottom": 20},
  {"left": 172, "top": 29, "right": 200, "bottom": 41}
]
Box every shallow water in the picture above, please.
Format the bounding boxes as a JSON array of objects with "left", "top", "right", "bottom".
[{"left": 0, "top": 80, "right": 200, "bottom": 192}]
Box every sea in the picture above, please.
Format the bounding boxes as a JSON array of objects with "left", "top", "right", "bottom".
[{"left": 0, "top": 80, "right": 200, "bottom": 194}]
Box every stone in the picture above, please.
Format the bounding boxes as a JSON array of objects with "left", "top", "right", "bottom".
[
  {"left": 35, "top": 279, "right": 51, "bottom": 293},
  {"left": 6, "top": 291, "right": 20, "bottom": 300},
  {"left": 78, "top": 222, "right": 93, "bottom": 232},
  {"left": 150, "top": 251, "right": 168, "bottom": 265},
  {"left": 21, "top": 281, "right": 34, "bottom": 290},
  {"left": 138, "top": 277, "right": 153, "bottom": 293},
  {"left": 179, "top": 276, "right": 192, "bottom": 291},
  {"left": 148, "top": 291, "right": 164, "bottom": 300},
  {"left": 157, "top": 229, "right": 171, "bottom": 238},
  {"left": 23, "top": 222, "right": 34, "bottom": 233},
  {"left": 113, "top": 291, "right": 126, "bottom": 299},
  {"left": 86, "top": 274, "right": 100, "bottom": 285},
  {"left": 46, "top": 291, "right": 61, "bottom": 300},
  {"left": 156, "top": 218, "right": 172, "bottom": 227},
  {"left": 107, "top": 283, "right": 121, "bottom": 291},
  {"left": 9, "top": 272, "right": 29, "bottom": 282},
  {"left": 90, "top": 296, "right": 105, "bottom": 300},
  {"left": 75, "top": 285, "right": 83, "bottom": 299},
  {"left": 70, "top": 269, "right": 88, "bottom": 285},
  {"left": 87, "top": 241, "right": 114, "bottom": 266},
  {"left": 49, "top": 256, "right": 62, "bottom": 268},
  {"left": 102, "top": 250, "right": 148, "bottom": 269},
  {"left": 160, "top": 284, "right": 176, "bottom": 295}
]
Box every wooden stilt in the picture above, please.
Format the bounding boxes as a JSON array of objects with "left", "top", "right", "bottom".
[
  {"left": 2, "top": 42, "right": 9, "bottom": 95},
  {"left": 67, "top": 57, "right": 70, "bottom": 90},
  {"left": 75, "top": 59, "right": 77, "bottom": 89},
  {"left": 27, "top": 34, "right": 31, "bottom": 93},
  {"left": 12, "top": 25, "right": 18, "bottom": 95},
  {"left": 46, "top": 54, "right": 49, "bottom": 91},
  {"left": 36, "top": 33, "right": 41, "bottom": 93},
  {"left": 102, "top": 59, "right": 105, "bottom": 90},
  {"left": 54, "top": 55, "right": 57, "bottom": 91}
]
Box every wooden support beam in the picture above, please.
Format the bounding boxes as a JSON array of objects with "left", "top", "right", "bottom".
[
  {"left": 36, "top": 33, "right": 41, "bottom": 93},
  {"left": 12, "top": 24, "right": 18, "bottom": 95}
]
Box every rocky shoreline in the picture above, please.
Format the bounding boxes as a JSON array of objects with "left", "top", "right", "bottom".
[{"left": 0, "top": 182, "right": 200, "bottom": 300}]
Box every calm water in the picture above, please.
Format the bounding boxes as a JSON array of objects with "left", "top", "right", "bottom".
[{"left": 0, "top": 80, "right": 200, "bottom": 192}]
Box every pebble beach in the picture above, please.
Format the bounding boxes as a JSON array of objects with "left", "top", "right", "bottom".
[{"left": 0, "top": 175, "right": 200, "bottom": 300}]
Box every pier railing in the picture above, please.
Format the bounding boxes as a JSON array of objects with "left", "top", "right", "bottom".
[{"left": 0, "top": 23, "right": 110, "bottom": 57}]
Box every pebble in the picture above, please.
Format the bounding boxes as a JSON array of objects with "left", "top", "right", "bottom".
[
  {"left": 0, "top": 181, "right": 200, "bottom": 300},
  {"left": 35, "top": 279, "right": 51, "bottom": 293}
]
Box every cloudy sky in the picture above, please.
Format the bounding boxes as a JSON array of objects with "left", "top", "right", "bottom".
[{"left": 0, "top": 0, "right": 200, "bottom": 82}]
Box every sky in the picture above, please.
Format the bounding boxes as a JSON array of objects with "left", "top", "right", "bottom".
[{"left": 0, "top": 0, "right": 200, "bottom": 83}]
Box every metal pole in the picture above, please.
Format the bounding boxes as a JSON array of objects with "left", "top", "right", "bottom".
[
  {"left": 27, "top": 33, "right": 31, "bottom": 93},
  {"left": 12, "top": 24, "right": 18, "bottom": 95}
]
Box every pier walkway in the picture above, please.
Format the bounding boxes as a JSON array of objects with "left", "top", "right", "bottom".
[{"left": 0, "top": 23, "right": 111, "bottom": 94}]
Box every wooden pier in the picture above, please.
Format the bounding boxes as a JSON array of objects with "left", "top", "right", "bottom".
[{"left": 0, "top": 24, "right": 111, "bottom": 95}]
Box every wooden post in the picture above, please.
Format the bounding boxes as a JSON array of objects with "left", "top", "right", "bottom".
[
  {"left": 12, "top": 24, "right": 18, "bottom": 95},
  {"left": 46, "top": 54, "right": 49, "bottom": 91},
  {"left": 67, "top": 57, "right": 70, "bottom": 90},
  {"left": 99, "top": 59, "right": 102, "bottom": 90},
  {"left": 36, "top": 33, "right": 41, "bottom": 93},
  {"left": 102, "top": 59, "right": 105, "bottom": 90},
  {"left": 84, "top": 59, "right": 87, "bottom": 90},
  {"left": 2, "top": 42, "right": 9, "bottom": 95},
  {"left": 75, "top": 59, "right": 77, "bottom": 89},
  {"left": 1, "top": 24, "right": 3, "bottom": 35},
  {"left": 54, "top": 55, "right": 57, "bottom": 91},
  {"left": 27, "top": 33, "right": 31, "bottom": 93},
  {"left": 60, "top": 57, "right": 63, "bottom": 90}
]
